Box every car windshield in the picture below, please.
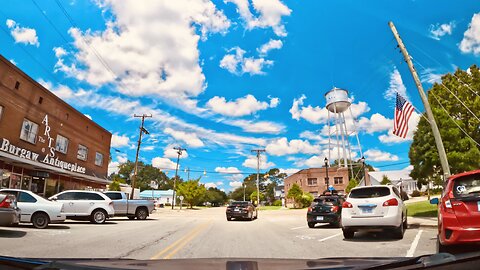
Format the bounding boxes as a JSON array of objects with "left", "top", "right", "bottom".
[
  {"left": 453, "top": 174, "right": 480, "bottom": 197},
  {"left": 349, "top": 187, "right": 391, "bottom": 198},
  {"left": 2, "top": 0, "right": 479, "bottom": 265}
]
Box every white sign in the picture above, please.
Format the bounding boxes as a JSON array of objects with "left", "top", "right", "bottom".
[{"left": 179, "top": 195, "right": 184, "bottom": 201}]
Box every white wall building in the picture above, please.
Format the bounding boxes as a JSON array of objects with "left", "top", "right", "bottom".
[{"left": 368, "top": 169, "right": 418, "bottom": 195}]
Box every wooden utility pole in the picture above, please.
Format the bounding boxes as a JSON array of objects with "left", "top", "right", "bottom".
[
  {"left": 130, "top": 114, "right": 152, "bottom": 199},
  {"left": 172, "top": 146, "right": 186, "bottom": 209},
  {"left": 251, "top": 149, "right": 266, "bottom": 206},
  {"left": 389, "top": 21, "right": 451, "bottom": 179}
]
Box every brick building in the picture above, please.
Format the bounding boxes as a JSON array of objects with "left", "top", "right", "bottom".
[
  {"left": 0, "top": 54, "right": 112, "bottom": 197},
  {"left": 284, "top": 167, "right": 349, "bottom": 207}
]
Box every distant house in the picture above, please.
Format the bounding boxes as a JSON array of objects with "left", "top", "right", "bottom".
[
  {"left": 368, "top": 170, "right": 418, "bottom": 195},
  {"left": 139, "top": 189, "right": 174, "bottom": 205},
  {"left": 274, "top": 185, "right": 284, "bottom": 200}
]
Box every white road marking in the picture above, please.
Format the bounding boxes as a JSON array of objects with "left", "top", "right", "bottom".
[
  {"left": 290, "top": 226, "right": 307, "bottom": 230},
  {"left": 318, "top": 232, "right": 342, "bottom": 242},
  {"left": 295, "top": 235, "right": 315, "bottom": 240},
  {"left": 406, "top": 230, "right": 423, "bottom": 257}
]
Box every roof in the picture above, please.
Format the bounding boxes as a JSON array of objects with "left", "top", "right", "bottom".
[
  {"left": 368, "top": 170, "right": 413, "bottom": 182},
  {"left": 139, "top": 190, "right": 174, "bottom": 197}
]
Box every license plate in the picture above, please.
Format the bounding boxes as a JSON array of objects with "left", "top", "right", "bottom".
[
  {"left": 362, "top": 208, "right": 373, "bottom": 214},
  {"left": 477, "top": 201, "right": 480, "bottom": 212},
  {"left": 316, "top": 216, "right": 324, "bottom": 221},
  {"left": 234, "top": 208, "right": 239, "bottom": 212}
]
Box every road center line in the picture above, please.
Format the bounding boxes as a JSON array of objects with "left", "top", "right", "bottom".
[
  {"left": 163, "top": 221, "right": 212, "bottom": 259},
  {"left": 150, "top": 221, "right": 210, "bottom": 260},
  {"left": 290, "top": 226, "right": 307, "bottom": 230},
  {"left": 318, "top": 232, "right": 342, "bottom": 242},
  {"left": 406, "top": 230, "right": 423, "bottom": 257}
]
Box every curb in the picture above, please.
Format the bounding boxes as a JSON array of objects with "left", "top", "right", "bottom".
[{"left": 408, "top": 223, "right": 438, "bottom": 228}]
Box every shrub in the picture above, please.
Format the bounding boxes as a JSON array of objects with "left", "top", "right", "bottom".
[
  {"left": 273, "top": 200, "right": 282, "bottom": 206},
  {"left": 411, "top": 190, "right": 421, "bottom": 197},
  {"left": 298, "top": 193, "right": 314, "bottom": 208}
]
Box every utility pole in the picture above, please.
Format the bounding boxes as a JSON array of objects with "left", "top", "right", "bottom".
[
  {"left": 130, "top": 114, "right": 152, "bottom": 199},
  {"left": 251, "top": 149, "right": 266, "bottom": 206},
  {"left": 172, "top": 146, "right": 186, "bottom": 209},
  {"left": 389, "top": 21, "right": 451, "bottom": 179}
]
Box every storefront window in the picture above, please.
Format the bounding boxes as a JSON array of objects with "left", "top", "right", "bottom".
[
  {"left": 95, "top": 152, "right": 103, "bottom": 166},
  {"left": 1, "top": 170, "right": 10, "bottom": 188},
  {"left": 45, "top": 179, "right": 58, "bottom": 198},
  {"left": 31, "top": 177, "right": 45, "bottom": 195},
  {"left": 10, "top": 174, "right": 21, "bottom": 189},
  {"left": 21, "top": 176, "right": 31, "bottom": 190},
  {"left": 77, "top": 144, "right": 88, "bottom": 161},
  {"left": 55, "top": 134, "right": 69, "bottom": 154},
  {"left": 20, "top": 118, "right": 39, "bottom": 144}
]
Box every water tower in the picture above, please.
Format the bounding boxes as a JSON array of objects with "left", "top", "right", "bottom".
[{"left": 325, "top": 88, "right": 363, "bottom": 173}]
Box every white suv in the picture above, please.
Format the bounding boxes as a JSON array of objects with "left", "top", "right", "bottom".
[
  {"left": 49, "top": 190, "right": 115, "bottom": 224},
  {"left": 341, "top": 185, "right": 407, "bottom": 239}
]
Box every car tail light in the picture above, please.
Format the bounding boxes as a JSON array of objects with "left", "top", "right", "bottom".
[
  {"left": 342, "top": 201, "right": 353, "bottom": 208},
  {"left": 331, "top": 206, "right": 339, "bottom": 213},
  {"left": 383, "top": 198, "right": 398, "bottom": 206},
  {"left": 0, "top": 196, "right": 12, "bottom": 208}
]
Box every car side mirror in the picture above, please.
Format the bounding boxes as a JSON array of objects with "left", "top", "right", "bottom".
[{"left": 430, "top": 198, "right": 439, "bottom": 205}]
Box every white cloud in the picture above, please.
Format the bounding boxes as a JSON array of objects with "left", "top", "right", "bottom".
[
  {"left": 152, "top": 157, "right": 177, "bottom": 170},
  {"left": 9, "top": 59, "right": 16, "bottom": 65},
  {"left": 117, "top": 154, "right": 128, "bottom": 163},
  {"left": 459, "top": 13, "right": 480, "bottom": 55},
  {"left": 429, "top": 21, "right": 455, "bottom": 40},
  {"left": 265, "top": 137, "right": 320, "bottom": 156},
  {"left": 290, "top": 95, "right": 370, "bottom": 124},
  {"left": 206, "top": 94, "right": 278, "bottom": 117},
  {"left": 364, "top": 149, "right": 399, "bottom": 162},
  {"left": 384, "top": 67, "right": 408, "bottom": 102},
  {"left": 225, "top": 0, "right": 291, "bottom": 37},
  {"left": 279, "top": 168, "right": 299, "bottom": 176},
  {"left": 143, "top": 145, "right": 155, "bottom": 151},
  {"left": 215, "top": 167, "right": 241, "bottom": 173},
  {"left": 108, "top": 161, "right": 120, "bottom": 175},
  {"left": 219, "top": 47, "right": 273, "bottom": 75},
  {"left": 226, "top": 119, "right": 285, "bottom": 134},
  {"left": 111, "top": 133, "right": 131, "bottom": 148},
  {"left": 356, "top": 113, "right": 393, "bottom": 134},
  {"left": 216, "top": 181, "right": 223, "bottom": 186},
  {"left": 295, "top": 147, "right": 359, "bottom": 168},
  {"left": 204, "top": 182, "right": 217, "bottom": 188},
  {"left": 258, "top": 39, "right": 283, "bottom": 56},
  {"left": 84, "top": 114, "right": 92, "bottom": 120},
  {"left": 229, "top": 181, "right": 243, "bottom": 188},
  {"left": 242, "top": 155, "right": 275, "bottom": 169},
  {"left": 5, "top": 19, "right": 39, "bottom": 47},
  {"left": 164, "top": 127, "right": 205, "bottom": 148},
  {"left": 54, "top": 0, "right": 230, "bottom": 109},
  {"left": 420, "top": 68, "right": 443, "bottom": 84},
  {"left": 378, "top": 112, "right": 420, "bottom": 144},
  {"left": 404, "top": 165, "right": 413, "bottom": 171}
]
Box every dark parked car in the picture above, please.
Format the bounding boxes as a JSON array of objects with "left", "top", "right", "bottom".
[
  {"left": 0, "top": 192, "right": 20, "bottom": 226},
  {"left": 307, "top": 194, "right": 345, "bottom": 228},
  {"left": 226, "top": 201, "right": 257, "bottom": 221}
]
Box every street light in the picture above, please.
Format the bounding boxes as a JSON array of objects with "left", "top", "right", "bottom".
[{"left": 324, "top": 157, "right": 329, "bottom": 189}]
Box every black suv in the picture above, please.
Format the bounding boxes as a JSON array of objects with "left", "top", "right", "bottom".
[
  {"left": 307, "top": 192, "right": 344, "bottom": 228},
  {"left": 226, "top": 201, "right": 257, "bottom": 221}
]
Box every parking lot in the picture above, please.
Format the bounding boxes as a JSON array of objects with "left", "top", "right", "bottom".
[{"left": 0, "top": 207, "right": 440, "bottom": 260}]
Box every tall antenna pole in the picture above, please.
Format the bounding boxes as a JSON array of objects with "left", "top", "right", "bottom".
[
  {"left": 388, "top": 21, "right": 451, "bottom": 178},
  {"left": 172, "top": 146, "right": 186, "bottom": 209},
  {"left": 251, "top": 149, "right": 266, "bottom": 206},
  {"left": 131, "top": 114, "right": 152, "bottom": 199}
]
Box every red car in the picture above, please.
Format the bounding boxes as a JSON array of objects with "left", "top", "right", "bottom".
[{"left": 431, "top": 169, "right": 480, "bottom": 252}]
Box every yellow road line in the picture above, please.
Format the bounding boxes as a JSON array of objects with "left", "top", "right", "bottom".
[
  {"left": 163, "top": 221, "right": 212, "bottom": 259},
  {"left": 150, "top": 221, "right": 211, "bottom": 260}
]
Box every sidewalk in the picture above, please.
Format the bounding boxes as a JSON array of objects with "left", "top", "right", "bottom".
[
  {"left": 404, "top": 195, "right": 440, "bottom": 205},
  {"left": 409, "top": 216, "right": 438, "bottom": 228}
]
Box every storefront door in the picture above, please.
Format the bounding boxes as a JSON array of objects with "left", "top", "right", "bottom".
[{"left": 31, "top": 177, "right": 45, "bottom": 196}]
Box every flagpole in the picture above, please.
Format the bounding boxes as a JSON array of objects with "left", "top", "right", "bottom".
[{"left": 389, "top": 21, "right": 451, "bottom": 178}]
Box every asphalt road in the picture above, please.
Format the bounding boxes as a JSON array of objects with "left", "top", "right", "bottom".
[{"left": 0, "top": 207, "right": 438, "bottom": 260}]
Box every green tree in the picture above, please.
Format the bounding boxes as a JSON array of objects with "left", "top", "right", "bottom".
[
  {"left": 204, "top": 187, "right": 228, "bottom": 206},
  {"left": 380, "top": 175, "right": 391, "bottom": 185},
  {"left": 410, "top": 65, "right": 480, "bottom": 185},
  {"left": 298, "top": 193, "right": 314, "bottom": 208},
  {"left": 249, "top": 190, "right": 265, "bottom": 204},
  {"left": 177, "top": 179, "right": 206, "bottom": 208},
  {"left": 345, "top": 178, "right": 359, "bottom": 194},
  {"left": 110, "top": 161, "right": 173, "bottom": 191},
  {"left": 287, "top": 183, "right": 303, "bottom": 208},
  {"left": 108, "top": 180, "right": 121, "bottom": 191}
]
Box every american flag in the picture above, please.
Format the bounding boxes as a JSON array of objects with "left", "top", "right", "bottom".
[{"left": 393, "top": 93, "right": 414, "bottom": 138}]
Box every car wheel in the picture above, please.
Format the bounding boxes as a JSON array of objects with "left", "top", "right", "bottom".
[
  {"left": 127, "top": 216, "right": 135, "bottom": 220},
  {"left": 437, "top": 235, "right": 451, "bottom": 253},
  {"left": 308, "top": 222, "right": 315, "bottom": 228},
  {"left": 90, "top": 209, "right": 107, "bottom": 224},
  {"left": 32, "top": 212, "right": 49, "bottom": 229},
  {"left": 393, "top": 217, "right": 405, "bottom": 239},
  {"left": 249, "top": 212, "right": 254, "bottom": 221},
  {"left": 343, "top": 229, "right": 355, "bottom": 239},
  {"left": 136, "top": 208, "right": 148, "bottom": 220}
]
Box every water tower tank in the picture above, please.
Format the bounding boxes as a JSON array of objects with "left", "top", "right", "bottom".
[{"left": 325, "top": 88, "right": 351, "bottom": 113}]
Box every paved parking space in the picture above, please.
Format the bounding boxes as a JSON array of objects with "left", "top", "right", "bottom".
[{"left": 0, "top": 207, "right": 439, "bottom": 260}]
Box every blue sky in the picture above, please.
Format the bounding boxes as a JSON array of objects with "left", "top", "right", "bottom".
[{"left": 1, "top": 0, "right": 479, "bottom": 191}]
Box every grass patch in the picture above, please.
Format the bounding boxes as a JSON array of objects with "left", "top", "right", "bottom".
[
  {"left": 258, "top": 206, "right": 282, "bottom": 211},
  {"left": 407, "top": 201, "right": 438, "bottom": 217}
]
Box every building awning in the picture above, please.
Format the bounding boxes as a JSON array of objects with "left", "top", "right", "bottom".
[{"left": 0, "top": 150, "right": 111, "bottom": 185}]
